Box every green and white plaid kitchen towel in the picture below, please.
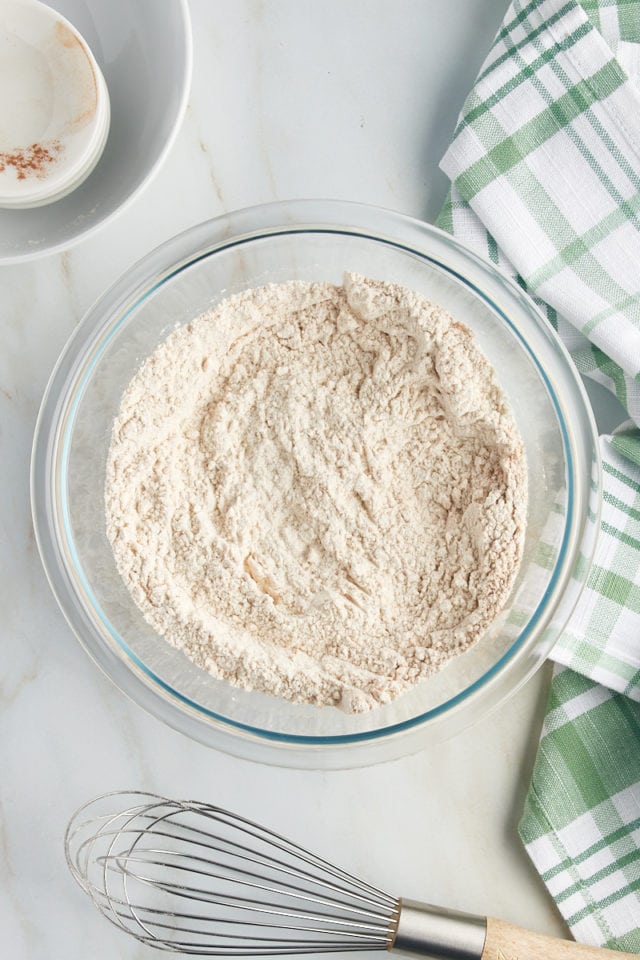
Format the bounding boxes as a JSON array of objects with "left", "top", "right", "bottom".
[{"left": 438, "top": 0, "right": 640, "bottom": 950}]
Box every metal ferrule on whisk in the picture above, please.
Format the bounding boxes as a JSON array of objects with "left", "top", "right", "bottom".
[{"left": 391, "top": 899, "right": 487, "bottom": 960}]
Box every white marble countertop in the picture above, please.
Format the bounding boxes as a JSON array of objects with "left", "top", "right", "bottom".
[{"left": 1, "top": 2, "right": 626, "bottom": 957}]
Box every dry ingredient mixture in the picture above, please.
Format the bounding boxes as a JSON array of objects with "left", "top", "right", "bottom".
[{"left": 105, "top": 274, "right": 527, "bottom": 713}]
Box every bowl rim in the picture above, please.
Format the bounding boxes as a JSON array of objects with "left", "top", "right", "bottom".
[
  {"left": 0, "top": 0, "right": 192, "bottom": 264},
  {"left": 31, "top": 199, "right": 602, "bottom": 760}
]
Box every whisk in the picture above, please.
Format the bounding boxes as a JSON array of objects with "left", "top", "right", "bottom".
[{"left": 66, "top": 792, "right": 635, "bottom": 960}]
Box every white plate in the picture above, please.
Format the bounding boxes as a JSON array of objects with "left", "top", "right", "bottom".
[{"left": 0, "top": 0, "right": 192, "bottom": 262}]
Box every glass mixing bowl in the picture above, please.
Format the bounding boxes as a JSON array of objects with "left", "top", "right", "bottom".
[{"left": 31, "top": 200, "right": 600, "bottom": 768}]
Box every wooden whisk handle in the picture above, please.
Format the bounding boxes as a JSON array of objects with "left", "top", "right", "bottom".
[
  {"left": 392, "top": 901, "right": 637, "bottom": 959},
  {"left": 482, "top": 917, "right": 638, "bottom": 959}
]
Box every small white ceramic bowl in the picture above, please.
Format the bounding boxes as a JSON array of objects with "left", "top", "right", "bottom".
[
  {"left": 0, "top": 0, "right": 110, "bottom": 209},
  {"left": 0, "top": 0, "right": 191, "bottom": 261}
]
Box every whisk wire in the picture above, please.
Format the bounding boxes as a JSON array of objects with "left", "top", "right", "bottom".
[
  {"left": 102, "top": 848, "right": 394, "bottom": 922},
  {"left": 173, "top": 800, "right": 396, "bottom": 907},
  {"left": 108, "top": 864, "right": 393, "bottom": 933},
  {"left": 65, "top": 792, "right": 400, "bottom": 956},
  {"left": 136, "top": 819, "right": 395, "bottom": 910},
  {"left": 102, "top": 894, "right": 393, "bottom": 944}
]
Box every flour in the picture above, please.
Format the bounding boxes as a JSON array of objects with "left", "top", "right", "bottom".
[{"left": 105, "top": 274, "right": 527, "bottom": 713}]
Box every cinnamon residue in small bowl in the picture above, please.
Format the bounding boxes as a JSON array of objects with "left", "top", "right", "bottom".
[{"left": 0, "top": 141, "right": 64, "bottom": 180}]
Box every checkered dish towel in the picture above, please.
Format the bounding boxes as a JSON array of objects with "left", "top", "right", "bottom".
[{"left": 437, "top": 0, "right": 640, "bottom": 950}]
